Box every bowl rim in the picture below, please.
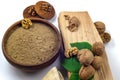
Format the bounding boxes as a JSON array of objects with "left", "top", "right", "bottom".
[{"left": 2, "top": 18, "right": 61, "bottom": 67}]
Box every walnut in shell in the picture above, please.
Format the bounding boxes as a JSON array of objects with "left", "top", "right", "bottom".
[
  {"left": 79, "top": 65, "right": 95, "bottom": 80},
  {"left": 92, "top": 42, "right": 105, "bottom": 56},
  {"left": 77, "top": 49, "right": 94, "bottom": 66},
  {"left": 94, "top": 21, "right": 105, "bottom": 34},
  {"left": 100, "top": 32, "right": 111, "bottom": 43},
  {"left": 92, "top": 56, "right": 103, "bottom": 70}
]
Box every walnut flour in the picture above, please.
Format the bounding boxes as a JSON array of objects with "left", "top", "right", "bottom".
[{"left": 6, "top": 23, "right": 58, "bottom": 65}]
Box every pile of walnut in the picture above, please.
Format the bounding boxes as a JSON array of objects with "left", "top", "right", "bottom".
[
  {"left": 94, "top": 21, "right": 111, "bottom": 43},
  {"left": 64, "top": 42, "right": 104, "bottom": 80}
]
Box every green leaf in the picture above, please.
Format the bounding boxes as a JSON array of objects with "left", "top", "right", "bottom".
[
  {"left": 70, "top": 42, "right": 92, "bottom": 50},
  {"left": 70, "top": 73, "right": 80, "bottom": 80},
  {"left": 61, "top": 57, "right": 82, "bottom": 73}
]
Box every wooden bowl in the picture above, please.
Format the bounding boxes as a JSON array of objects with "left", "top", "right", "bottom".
[{"left": 2, "top": 18, "right": 61, "bottom": 72}]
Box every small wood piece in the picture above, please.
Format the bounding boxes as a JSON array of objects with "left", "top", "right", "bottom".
[
  {"left": 42, "top": 67, "right": 64, "bottom": 80},
  {"left": 58, "top": 11, "right": 113, "bottom": 80}
]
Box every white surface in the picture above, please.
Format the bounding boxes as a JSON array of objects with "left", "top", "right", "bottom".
[{"left": 0, "top": 0, "right": 120, "bottom": 80}]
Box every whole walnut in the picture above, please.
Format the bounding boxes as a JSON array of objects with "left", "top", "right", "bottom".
[
  {"left": 92, "top": 42, "right": 105, "bottom": 56},
  {"left": 94, "top": 21, "right": 105, "bottom": 34},
  {"left": 100, "top": 32, "right": 111, "bottom": 43},
  {"left": 92, "top": 56, "right": 103, "bottom": 70},
  {"left": 79, "top": 65, "right": 95, "bottom": 80},
  {"left": 77, "top": 49, "right": 94, "bottom": 66}
]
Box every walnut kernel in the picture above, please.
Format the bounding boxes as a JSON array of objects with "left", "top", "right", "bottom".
[
  {"left": 64, "top": 47, "right": 78, "bottom": 58},
  {"left": 21, "top": 18, "right": 32, "bottom": 29},
  {"left": 77, "top": 49, "right": 94, "bottom": 66}
]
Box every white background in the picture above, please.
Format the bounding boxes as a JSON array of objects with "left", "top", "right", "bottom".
[{"left": 0, "top": 0, "right": 120, "bottom": 80}]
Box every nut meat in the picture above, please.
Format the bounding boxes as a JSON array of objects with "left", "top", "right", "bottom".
[
  {"left": 21, "top": 18, "right": 32, "bottom": 29},
  {"left": 64, "top": 47, "right": 78, "bottom": 58}
]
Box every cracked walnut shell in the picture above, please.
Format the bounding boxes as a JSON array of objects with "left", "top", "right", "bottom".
[{"left": 68, "top": 16, "right": 80, "bottom": 32}]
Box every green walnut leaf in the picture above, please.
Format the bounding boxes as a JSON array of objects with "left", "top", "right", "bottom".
[
  {"left": 70, "top": 42, "right": 92, "bottom": 50},
  {"left": 61, "top": 57, "right": 82, "bottom": 73},
  {"left": 70, "top": 73, "right": 80, "bottom": 80}
]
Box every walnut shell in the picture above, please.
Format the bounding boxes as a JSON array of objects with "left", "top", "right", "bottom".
[
  {"left": 94, "top": 21, "right": 105, "bottom": 34},
  {"left": 92, "top": 56, "right": 103, "bottom": 70},
  {"left": 100, "top": 32, "right": 111, "bottom": 43},
  {"left": 77, "top": 49, "right": 94, "bottom": 66},
  {"left": 92, "top": 42, "right": 105, "bottom": 56},
  {"left": 79, "top": 65, "right": 95, "bottom": 80},
  {"left": 68, "top": 16, "right": 80, "bottom": 32},
  {"left": 69, "top": 16, "right": 80, "bottom": 27}
]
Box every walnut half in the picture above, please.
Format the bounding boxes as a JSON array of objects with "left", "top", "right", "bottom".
[
  {"left": 64, "top": 47, "right": 78, "bottom": 58},
  {"left": 21, "top": 18, "right": 32, "bottom": 29}
]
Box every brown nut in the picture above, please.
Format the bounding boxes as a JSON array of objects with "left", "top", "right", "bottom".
[
  {"left": 68, "top": 16, "right": 80, "bottom": 32},
  {"left": 94, "top": 21, "right": 105, "bottom": 34},
  {"left": 64, "top": 47, "right": 78, "bottom": 58},
  {"left": 92, "top": 42, "right": 105, "bottom": 56},
  {"left": 23, "top": 5, "right": 40, "bottom": 18},
  {"left": 79, "top": 65, "right": 95, "bottom": 80},
  {"left": 92, "top": 56, "right": 103, "bottom": 70},
  {"left": 21, "top": 18, "right": 32, "bottom": 29},
  {"left": 100, "top": 32, "right": 111, "bottom": 43},
  {"left": 77, "top": 49, "right": 94, "bottom": 66},
  {"left": 35, "top": 1, "right": 55, "bottom": 19}
]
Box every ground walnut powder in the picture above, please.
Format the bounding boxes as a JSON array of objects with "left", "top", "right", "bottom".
[{"left": 6, "top": 23, "right": 58, "bottom": 65}]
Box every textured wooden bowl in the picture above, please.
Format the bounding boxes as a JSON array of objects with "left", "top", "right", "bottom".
[{"left": 2, "top": 18, "right": 61, "bottom": 72}]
